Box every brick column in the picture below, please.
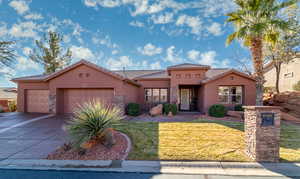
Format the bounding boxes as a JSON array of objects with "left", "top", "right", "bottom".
[{"left": 243, "top": 106, "right": 281, "bottom": 162}]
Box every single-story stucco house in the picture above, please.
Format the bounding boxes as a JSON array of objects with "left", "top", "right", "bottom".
[
  {"left": 0, "top": 87, "right": 17, "bottom": 112},
  {"left": 12, "top": 60, "right": 256, "bottom": 114}
]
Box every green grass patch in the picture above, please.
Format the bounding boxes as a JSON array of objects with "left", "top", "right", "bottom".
[{"left": 113, "top": 119, "right": 300, "bottom": 162}]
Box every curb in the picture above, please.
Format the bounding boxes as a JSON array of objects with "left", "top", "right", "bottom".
[{"left": 0, "top": 160, "right": 300, "bottom": 176}]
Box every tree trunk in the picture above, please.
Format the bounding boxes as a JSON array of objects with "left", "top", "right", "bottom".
[
  {"left": 250, "top": 37, "right": 264, "bottom": 106},
  {"left": 274, "top": 63, "right": 281, "bottom": 93}
]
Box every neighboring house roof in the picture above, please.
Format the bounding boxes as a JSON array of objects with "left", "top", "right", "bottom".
[{"left": 0, "top": 88, "right": 17, "bottom": 100}]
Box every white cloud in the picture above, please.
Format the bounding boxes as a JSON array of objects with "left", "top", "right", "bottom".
[
  {"left": 92, "top": 35, "right": 118, "bottom": 49},
  {"left": 24, "top": 13, "right": 43, "bottom": 20},
  {"left": 70, "top": 46, "right": 95, "bottom": 60},
  {"left": 199, "top": 0, "right": 237, "bottom": 17},
  {"left": 151, "top": 12, "right": 173, "bottom": 24},
  {"left": 106, "top": 56, "right": 153, "bottom": 70},
  {"left": 137, "top": 43, "right": 162, "bottom": 56},
  {"left": 0, "top": 23, "right": 8, "bottom": 37},
  {"left": 9, "top": 21, "right": 39, "bottom": 39},
  {"left": 187, "top": 49, "right": 200, "bottom": 61},
  {"left": 84, "top": 0, "right": 98, "bottom": 7},
  {"left": 129, "top": 21, "right": 144, "bottom": 27},
  {"left": 83, "top": 0, "right": 187, "bottom": 16},
  {"left": 22, "top": 47, "right": 32, "bottom": 56},
  {"left": 165, "top": 46, "right": 182, "bottom": 63},
  {"left": 207, "top": 22, "right": 223, "bottom": 36},
  {"left": 176, "top": 14, "right": 202, "bottom": 35},
  {"left": 198, "top": 50, "right": 217, "bottom": 66},
  {"left": 112, "top": 49, "right": 119, "bottom": 55},
  {"left": 9, "top": 0, "right": 29, "bottom": 15},
  {"left": 106, "top": 56, "right": 135, "bottom": 70},
  {"left": 16, "top": 56, "right": 39, "bottom": 71},
  {"left": 150, "top": 61, "right": 161, "bottom": 69}
]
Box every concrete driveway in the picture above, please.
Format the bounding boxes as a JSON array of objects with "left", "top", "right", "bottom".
[{"left": 0, "top": 113, "right": 69, "bottom": 160}]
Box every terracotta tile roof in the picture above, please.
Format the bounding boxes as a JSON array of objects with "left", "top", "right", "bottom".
[
  {"left": 134, "top": 71, "right": 169, "bottom": 79},
  {"left": 167, "top": 63, "right": 210, "bottom": 69},
  {"left": 205, "top": 68, "right": 231, "bottom": 79},
  {"left": 113, "top": 70, "right": 163, "bottom": 79},
  {"left": 0, "top": 88, "right": 17, "bottom": 100}
]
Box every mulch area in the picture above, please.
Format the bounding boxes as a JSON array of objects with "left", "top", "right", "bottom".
[{"left": 47, "top": 131, "right": 129, "bottom": 160}]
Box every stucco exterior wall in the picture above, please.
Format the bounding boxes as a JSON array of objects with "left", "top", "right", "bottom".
[
  {"left": 17, "top": 64, "right": 139, "bottom": 113},
  {"left": 264, "top": 57, "right": 300, "bottom": 92},
  {"left": 169, "top": 69, "right": 208, "bottom": 104},
  {"left": 202, "top": 73, "right": 256, "bottom": 113}
]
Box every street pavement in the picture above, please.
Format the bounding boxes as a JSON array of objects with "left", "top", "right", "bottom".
[{"left": 0, "top": 169, "right": 292, "bottom": 179}]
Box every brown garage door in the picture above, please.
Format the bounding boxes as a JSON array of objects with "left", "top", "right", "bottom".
[
  {"left": 63, "top": 89, "right": 114, "bottom": 113},
  {"left": 26, "top": 90, "right": 49, "bottom": 113}
]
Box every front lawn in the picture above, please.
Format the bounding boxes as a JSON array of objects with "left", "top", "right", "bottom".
[{"left": 113, "top": 119, "right": 300, "bottom": 162}]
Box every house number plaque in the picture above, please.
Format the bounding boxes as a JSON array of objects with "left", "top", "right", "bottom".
[{"left": 261, "top": 112, "right": 275, "bottom": 126}]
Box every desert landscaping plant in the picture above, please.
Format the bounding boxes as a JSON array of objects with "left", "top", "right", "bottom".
[
  {"left": 293, "top": 80, "right": 300, "bottom": 91},
  {"left": 209, "top": 104, "right": 227, "bottom": 118},
  {"left": 0, "top": 106, "right": 4, "bottom": 113},
  {"left": 163, "top": 103, "right": 178, "bottom": 115},
  {"left": 126, "top": 103, "right": 140, "bottom": 116},
  {"left": 8, "top": 101, "right": 17, "bottom": 112},
  {"left": 226, "top": 0, "right": 298, "bottom": 105},
  {"left": 234, "top": 104, "right": 244, "bottom": 111},
  {"left": 65, "top": 100, "right": 124, "bottom": 149}
]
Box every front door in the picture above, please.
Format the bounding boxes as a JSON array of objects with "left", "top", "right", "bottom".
[{"left": 180, "top": 88, "right": 190, "bottom": 110}]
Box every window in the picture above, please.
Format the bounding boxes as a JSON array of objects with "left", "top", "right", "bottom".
[
  {"left": 176, "top": 74, "right": 181, "bottom": 79},
  {"left": 284, "top": 72, "right": 293, "bottom": 78},
  {"left": 145, "top": 88, "right": 168, "bottom": 103},
  {"left": 218, "top": 86, "right": 243, "bottom": 104}
]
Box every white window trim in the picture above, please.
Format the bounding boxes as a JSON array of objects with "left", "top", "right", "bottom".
[{"left": 218, "top": 86, "right": 243, "bottom": 104}]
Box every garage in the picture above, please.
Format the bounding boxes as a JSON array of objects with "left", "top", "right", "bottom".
[
  {"left": 63, "top": 89, "right": 114, "bottom": 113},
  {"left": 26, "top": 90, "right": 49, "bottom": 113}
]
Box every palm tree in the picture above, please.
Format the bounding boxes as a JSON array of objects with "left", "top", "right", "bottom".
[
  {"left": 0, "top": 41, "right": 16, "bottom": 69},
  {"left": 226, "top": 0, "right": 298, "bottom": 105}
]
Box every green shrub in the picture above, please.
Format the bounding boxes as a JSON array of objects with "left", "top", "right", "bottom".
[
  {"left": 234, "top": 104, "right": 244, "bottom": 111},
  {"left": 8, "top": 101, "right": 17, "bottom": 112},
  {"left": 263, "top": 86, "right": 276, "bottom": 93},
  {"left": 293, "top": 81, "right": 300, "bottom": 91},
  {"left": 163, "top": 103, "right": 178, "bottom": 115},
  {"left": 126, "top": 103, "right": 140, "bottom": 116},
  {"left": 0, "top": 106, "right": 3, "bottom": 113},
  {"left": 65, "top": 100, "right": 124, "bottom": 148},
  {"left": 208, "top": 104, "right": 227, "bottom": 118}
]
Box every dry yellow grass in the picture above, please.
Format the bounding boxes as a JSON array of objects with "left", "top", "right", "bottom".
[{"left": 114, "top": 119, "right": 300, "bottom": 162}]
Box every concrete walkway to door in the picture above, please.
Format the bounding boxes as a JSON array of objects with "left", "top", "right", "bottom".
[{"left": 0, "top": 113, "right": 69, "bottom": 160}]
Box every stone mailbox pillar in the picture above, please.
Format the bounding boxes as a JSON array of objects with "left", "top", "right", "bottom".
[{"left": 243, "top": 106, "right": 281, "bottom": 162}]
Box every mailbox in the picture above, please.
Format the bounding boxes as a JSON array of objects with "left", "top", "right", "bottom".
[{"left": 261, "top": 112, "right": 275, "bottom": 126}]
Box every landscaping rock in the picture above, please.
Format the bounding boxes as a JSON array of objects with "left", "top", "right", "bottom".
[
  {"left": 264, "top": 91, "right": 300, "bottom": 119},
  {"left": 101, "top": 128, "right": 116, "bottom": 149},
  {"left": 150, "top": 104, "right": 163, "bottom": 116},
  {"left": 227, "top": 110, "right": 244, "bottom": 119}
]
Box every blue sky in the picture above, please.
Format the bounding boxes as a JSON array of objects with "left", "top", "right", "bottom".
[{"left": 0, "top": 0, "right": 252, "bottom": 87}]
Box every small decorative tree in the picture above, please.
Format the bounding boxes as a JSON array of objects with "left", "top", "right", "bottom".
[{"left": 30, "top": 31, "right": 72, "bottom": 74}]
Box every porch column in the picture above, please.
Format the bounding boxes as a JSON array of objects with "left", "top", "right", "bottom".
[{"left": 170, "top": 85, "right": 179, "bottom": 104}]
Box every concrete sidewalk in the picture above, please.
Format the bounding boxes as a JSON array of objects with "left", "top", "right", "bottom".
[{"left": 0, "top": 160, "right": 300, "bottom": 177}]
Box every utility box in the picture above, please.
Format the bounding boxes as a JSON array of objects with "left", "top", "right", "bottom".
[{"left": 244, "top": 106, "right": 281, "bottom": 162}]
